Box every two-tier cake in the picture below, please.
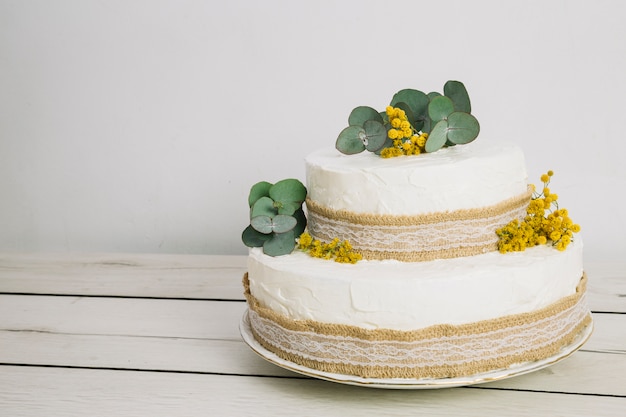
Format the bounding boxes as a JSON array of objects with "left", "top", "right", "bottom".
[{"left": 241, "top": 81, "right": 591, "bottom": 383}]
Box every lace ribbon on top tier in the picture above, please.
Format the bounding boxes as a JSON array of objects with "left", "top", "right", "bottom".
[
  {"left": 243, "top": 273, "right": 591, "bottom": 380},
  {"left": 305, "top": 187, "right": 533, "bottom": 261}
]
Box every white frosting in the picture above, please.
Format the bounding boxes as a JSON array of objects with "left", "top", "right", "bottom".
[
  {"left": 305, "top": 141, "right": 528, "bottom": 215},
  {"left": 247, "top": 141, "right": 583, "bottom": 334},
  {"left": 247, "top": 237, "right": 584, "bottom": 330}
]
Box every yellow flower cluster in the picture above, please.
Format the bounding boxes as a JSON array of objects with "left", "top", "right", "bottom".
[
  {"left": 297, "top": 232, "right": 362, "bottom": 263},
  {"left": 497, "top": 171, "right": 581, "bottom": 253},
  {"left": 380, "top": 106, "right": 428, "bottom": 158},
  {"left": 386, "top": 106, "right": 413, "bottom": 140}
]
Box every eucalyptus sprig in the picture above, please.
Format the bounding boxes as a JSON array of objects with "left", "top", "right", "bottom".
[
  {"left": 242, "top": 179, "right": 307, "bottom": 256},
  {"left": 335, "top": 80, "right": 480, "bottom": 156}
]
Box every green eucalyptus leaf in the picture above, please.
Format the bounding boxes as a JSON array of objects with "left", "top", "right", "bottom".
[
  {"left": 250, "top": 215, "right": 274, "bottom": 234},
  {"left": 390, "top": 89, "right": 429, "bottom": 118},
  {"left": 428, "top": 96, "right": 455, "bottom": 125},
  {"left": 270, "top": 179, "right": 306, "bottom": 204},
  {"left": 425, "top": 120, "right": 449, "bottom": 153},
  {"left": 263, "top": 230, "right": 296, "bottom": 256},
  {"left": 446, "top": 112, "right": 480, "bottom": 144},
  {"left": 393, "top": 102, "right": 418, "bottom": 130},
  {"left": 348, "top": 106, "right": 383, "bottom": 127},
  {"left": 363, "top": 120, "right": 388, "bottom": 152},
  {"left": 276, "top": 201, "right": 299, "bottom": 216},
  {"left": 336, "top": 125, "right": 366, "bottom": 155},
  {"left": 391, "top": 89, "right": 429, "bottom": 132},
  {"left": 271, "top": 214, "right": 297, "bottom": 233},
  {"left": 427, "top": 91, "right": 442, "bottom": 100},
  {"left": 250, "top": 196, "right": 277, "bottom": 219},
  {"left": 443, "top": 80, "right": 471, "bottom": 113},
  {"left": 292, "top": 208, "right": 307, "bottom": 237},
  {"left": 374, "top": 137, "right": 394, "bottom": 155},
  {"left": 248, "top": 181, "right": 272, "bottom": 207},
  {"left": 242, "top": 224, "right": 271, "bottom": 247}
]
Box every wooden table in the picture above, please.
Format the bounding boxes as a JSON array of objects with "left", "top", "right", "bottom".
[{"left": 0, "top": 253, "right": 624, "bottom": 416}]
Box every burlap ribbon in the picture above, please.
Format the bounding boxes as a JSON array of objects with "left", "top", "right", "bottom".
[{"left": 306, "top": 187, "right": 533, "bottom": 262}]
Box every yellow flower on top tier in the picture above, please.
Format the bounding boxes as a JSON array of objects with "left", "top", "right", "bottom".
[
  {"left": 335, "top": 81, "right": 480, "bottom": 157},
  {"left": 379, "top": 106, "right": 429, "bottom": 158}
]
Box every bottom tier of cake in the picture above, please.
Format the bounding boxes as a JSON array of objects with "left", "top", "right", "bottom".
[{"left": 243, "top": 239, "right": 591, "bottom": 380}]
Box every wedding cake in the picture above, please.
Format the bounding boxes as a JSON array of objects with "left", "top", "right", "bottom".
[{"left": 241, "top": 81, "right": 591, "bottom": 382}]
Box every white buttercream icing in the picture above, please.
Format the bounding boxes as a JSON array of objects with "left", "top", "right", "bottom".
[
  {"left": 305, "top": 141, "right": 528, "bottom": 215},
  {"left": 247, "top": 237, "right": 583, "bottom": 330},
  {"left": 247, "top": 141, "right": 584, "bottom": 334}
]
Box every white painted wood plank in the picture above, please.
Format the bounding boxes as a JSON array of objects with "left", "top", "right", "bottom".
[
  {"left": 585, "top": 313, "right": 626, "bottom": 353},
  {"left": 0, "top": 330, "right": 624, "bottom": 396},
  {"left": 0, "top": 253, "right": 247, "bottom": 300},
  {"left": 586, "top": 261, "right": 626, "bottom": 313},
  {"left": 0, "top": 294, "right": 247, "bottom": 340},
  {"left": 0, "top": 366, "right": 624, "bottom": 417},
  {"left": 482, "top": 350, "right": 626, "bottom": 394},
  {"left": 0, "top": 331, "right": 296, "bottom": 378}
]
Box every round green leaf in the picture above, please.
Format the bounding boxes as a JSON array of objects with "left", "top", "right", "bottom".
[
  {"left": 444, "top": 80, "right": 471, "bottom": 113},
  {"left": 250, "top": 215, "right": 274, "bottom": 234},
  {"left": 425, "top": 120, "right": 449, "bottom": 153},
  {"left": 348, "top": 106, "right": 383, "bottom": 127},
  {"left": 263, "top": 230, "right": 296, "bottom": 256},
  {"left": 446, "top": 112, "right": 480, "bottom": 144},
  {"left": 363, "top": 120, "right": 388, "bottom": 152},
  {"left": 248, "top": 181, "right": 272, "bottom": 207},
  {"left": 292, "top": 207, "right": 307, "bottom": 237},
  {"left": 271, "top": 214, "right": 297, "bottom": 233},
  {"left": 374, "top": 137, "right": 393, "bottom": 155},
  {"left": 427, "top": 91, "right": 442, "bottom": 100},
  {"left": 269, "top": 179, "right": 306, "bottom": 204},
  {"left": 418, "top": 116, "right": 430, "bottom": 134},
  {"left": 390, "top": 89, "right": 429, "bottom": 117},
  {"left": 428, "top": 96, "right": 455, "bottom": 125},
  {"left": 276, "top": 201, "right": 297, "bottom": 216},
  {"left": 336, "top": 125, "right": 366, "bottom": 155},
  {"left": 393, "top": 101, "right": 414, "bottom": 120},
  {"left": 242, "top": 224, "right": 271, "bottom": 247},
  {"left": 250, "top": 196, "right": 277, "bottom": 219},
  {"left": 392, "top": 91, "right": 428, "bottom": 132}
]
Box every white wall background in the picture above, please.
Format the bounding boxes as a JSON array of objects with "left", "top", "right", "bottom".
[{"left": 1, "top": 0, "right": 625, "bottom": 260}]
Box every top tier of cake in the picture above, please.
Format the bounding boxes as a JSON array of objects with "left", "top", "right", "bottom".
[
  {"left": 304, "top": 141, "right": 532, "bottom": 262},
  {"left": 305, "top": 140, "right": 528, "bottom": 215}
]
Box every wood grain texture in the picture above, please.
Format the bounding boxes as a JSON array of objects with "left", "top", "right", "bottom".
[
  {"left": 0, "top": 253, "right": 247, "bottom": 299},
  {"left": 0, "top": 329, "right": 624, "bottom": 397},
  {"left": 0, "top": 366, "right": 624, "bottom": 417},
  {"left": 0, "top": 294, "right": 246, "bottom": 339},
  {"left": 586, "top": 261, "right": 626, "bottom": 313}
]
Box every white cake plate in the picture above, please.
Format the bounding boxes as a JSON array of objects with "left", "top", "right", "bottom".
[{"left": 239, "top": 310, "right": 593, "bottom": 389}]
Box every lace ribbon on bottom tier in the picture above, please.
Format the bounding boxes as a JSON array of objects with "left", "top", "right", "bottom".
[
  {"left": 305, "top": 187, "right": 533, "bottom": 262},
  {"left": 243, "top": 273, "right": 591, "bottom": 379}
]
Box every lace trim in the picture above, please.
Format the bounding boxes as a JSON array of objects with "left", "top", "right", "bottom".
[
  {"left": 244, "top": 273, "right": 591, "bottom": 379},
  {"left": 305, "top": 187, "right": 532, "bottom": 261}
]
